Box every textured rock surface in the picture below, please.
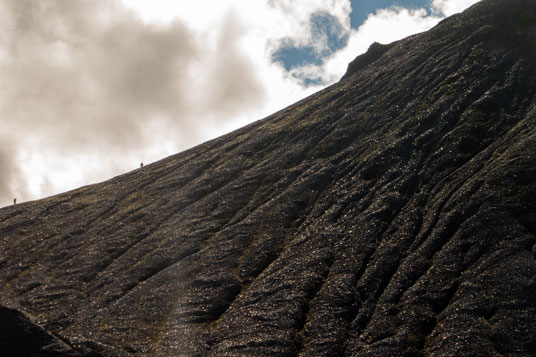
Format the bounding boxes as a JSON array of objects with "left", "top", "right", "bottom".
[
  {"left": 1, "top": 0, "right": 535, "bottom": 355},
  {"left": 0, "top": 304, "right": 91, "bottom": 356}
]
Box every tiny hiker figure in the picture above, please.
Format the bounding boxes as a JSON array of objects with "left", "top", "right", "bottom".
[
  {"left": 140, "top": 162, "right": 144, "bottom": 168},
  {"left": 13, "top": 198, "right": 16, "bottom": 205}
]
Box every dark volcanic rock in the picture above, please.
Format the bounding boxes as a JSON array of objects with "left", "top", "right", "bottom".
[
  {"left": 0, "top": 304, "right": 101, "bottom": 356},
  {"left": 342, "top": 41, "right": 396, "bottom": 80},
  {"left": 1, "top": 0, "right": 536, "bottom": 355}
]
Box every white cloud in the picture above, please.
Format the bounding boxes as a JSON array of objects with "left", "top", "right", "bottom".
[
  {"left": 290, "top": 1, "right": 482, "bottom": 85},
  {"left": 0, "top": 0, "right": 482, "bottom": 206},
  {"left": 322, "top": 6, "right": 443, "bottom": 83},
  {"left": 0, "top": 0, "right": 270, "bottom": 204},
  {"left": 432, "top": 0, "right": 481, "bottom": 16}
]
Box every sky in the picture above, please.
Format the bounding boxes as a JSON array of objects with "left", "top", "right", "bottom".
[{"left": 0, "top": 0, "right": 481, "bottom": 207}]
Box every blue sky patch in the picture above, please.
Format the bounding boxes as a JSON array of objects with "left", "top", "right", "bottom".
[
  {"left": 272, "top": 12, "right": 349, "bottom": 74},
  {"left": 273, "top": 1, "right": 433, "bottom": 86},
  {"left": 350, "top": 0, "right": 430, "bottom": 28},
  {"left": 273, "top": 45, "right": 323, "bottom": 72}
]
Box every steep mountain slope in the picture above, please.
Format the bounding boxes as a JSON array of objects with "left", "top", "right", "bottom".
[{"left": 1, "top": 0, "right": 535, "bottom": 355}]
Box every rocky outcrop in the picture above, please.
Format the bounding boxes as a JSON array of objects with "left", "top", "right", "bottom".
[
  {"left": 0, "top": 304, "right": 101, "bottom": 356},
  {"left": 0, "top": 0, "right": 535, "bottom": 355},
  {"left": 342, "top": 41, "right": 396, "bottom": 80}
]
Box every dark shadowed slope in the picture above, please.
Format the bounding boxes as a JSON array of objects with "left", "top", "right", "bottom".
[{"left": 1, "top": 0, "right": 536, "bottom": 355}]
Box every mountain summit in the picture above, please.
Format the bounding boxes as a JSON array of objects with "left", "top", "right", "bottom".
[{"left": 1, "top": 0, "right": 535, "bottom": 355}]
